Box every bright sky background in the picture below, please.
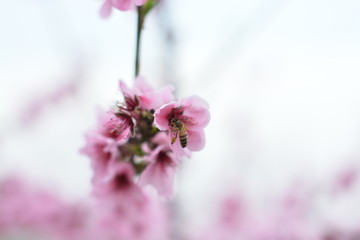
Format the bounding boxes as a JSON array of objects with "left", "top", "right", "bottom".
[{"left": 1, "top": 0, "right": 360, "bottom": 229}]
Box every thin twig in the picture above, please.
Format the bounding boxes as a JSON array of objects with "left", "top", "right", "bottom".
[{"left": 135, "top": 6, "right": 144, "bottom": 77}]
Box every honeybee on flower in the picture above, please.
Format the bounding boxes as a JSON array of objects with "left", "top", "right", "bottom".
[
  {"left": 154, "top": 96, "right": 210, "bottom": 158},
  {"left": 170, "top": 117, "right": 188, "bottom": 148}
]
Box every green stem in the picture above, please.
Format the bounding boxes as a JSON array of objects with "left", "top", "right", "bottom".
[{"left": 135, "top": 6, "right": 144, "bottom": 77}]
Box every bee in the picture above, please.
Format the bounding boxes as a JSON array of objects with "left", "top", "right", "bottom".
[{"left": 170, "top": 118, "right": 187, "bottom": 148}]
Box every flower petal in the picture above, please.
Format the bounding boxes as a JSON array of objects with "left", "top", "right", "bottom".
[
  {"left": 100, "top": 0, "right": 113, "bottom": 18},
  {"left": 134, "top": 76, "right": 153, "bottom": 93},
  {"left": 181, "top": 95, "right": 209, "bottom": 109},
  {"left": 140, "top": 162, "right": 175, "bottom": 197},
  {"left": 112, "top": 0, "right": 132, "bottom": 11},
  {"left": 134, "top": 0, "right": 147, "bottom": 6},
  {"left": 187, "top": 129, "right": 206, "bottom": 151},
  {"left": 135, "top": 77, "right": 174, "bottom": 110},
  {"left": 157, "top": 85, "right": 175, "bottom": 107},
  {"left": 119, "top": 80, "right": 133, "bottom": 98},
  {"left": 154, "top": 102, "right": 177, "bottom": 130},
  {"left": 182, "top": 95, "right": 210, "bottom": 130},
  {"left": 170, "top": 134, "right": 192, "bottom": 158},
  {"left": 152, "top": 132, "right": 172, "bottom": 148}
]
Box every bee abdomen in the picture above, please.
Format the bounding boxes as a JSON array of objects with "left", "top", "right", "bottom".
[{"left": 179, "top": 132, "right": 187, "bottom": 148}]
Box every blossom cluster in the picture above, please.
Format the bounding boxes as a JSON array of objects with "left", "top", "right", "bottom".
[
  {"left": 1, "top": 165, "right": 359, "bottom": 240},
  {"left": 82, "top": 77, "right": 210, "bottom": 197},
  {"left": 191, "top": 168, "right": 360, "bottom": 240},
  {"left": 80, "top": 77, "right": 209, "bottom": 238},
  {"left": 0, "top": 176, "right": 168, "bottom": 240}
]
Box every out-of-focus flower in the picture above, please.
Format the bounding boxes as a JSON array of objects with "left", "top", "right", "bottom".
[
  {"left": 95, "top": 186, "right": 169, "bottom": 240},
  {"left": 0, "top": 176, "right": 169, "bottom": 240},
  {"left": 154, "top": 95, "right": 210, "bottom": 157},
  {"left": 140, "top": 132, "right": 178, "bottom": 197},
  {"left": 92, "top": 161, "right": 170, "bottom": 240},
  {"left": 93, "top": 161, "right": 144, "bottom": 206},
  {"left": 101, "top": 110, "right": 133, "bottom": 142},
  {"left": 20, "top": 67, "right": 83, "bottom": 127},
  {"left": 333, "top": 165, "right": 359, "bottom": 193},
  {"left": 81, "top": 111, "right": 131, "bottom": 182},
  {"left": 119, "top": 77, "right": 174, "bottom": 111},
  {"left": 193, "top": 194, "right": 246, "bottom": 240},
  {"left": 218, "top": 195, "right": 245, "bottom": 231},
  {"left": 0, "top": 177, "right": 90, "bottom": 240},
  {"left": 100, "top": 0, "right": 148, "bottom": 18},
  {"left": 81, "top": 133, "right": 117, "bottom": 182}
]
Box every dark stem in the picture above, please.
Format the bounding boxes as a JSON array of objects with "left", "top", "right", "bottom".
[{"left": 135, "top": 6, "right": 144, "bottom": 77}]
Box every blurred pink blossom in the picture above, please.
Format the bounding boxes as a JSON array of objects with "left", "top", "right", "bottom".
[
  {"left": 81, "top": 132, "right": 117, "bottom": 182},
  {"left": 101, "top": 110, "right": 133, "bottom": 141},
  {"left": 20, "top": 74, "right": 82, "bottom": 127},
  {"left": 154, "top": 95, "right": 210, "bottom": 157},
  {"left": 93, "top": 161, "right": 144, "bottom": 207},
  {"left": 194, "top": 191, "right": 319, "bottom": 240},
  {"left": 0, "top": 177, "right": 90, "bottom": 240},
  {"left": 100, "top": 0, "right": 148, "bottom": 18},
  {"left": 200, "top": 195, "right": 246, "bottom": 240},
  {"left": 140, "top": 132, "right": 178, "bottom": 197},
  {"left": 92, "top": 161, "right": 170, "bottom": 240},
  {"left": 95, "top": 187, "right": 169, "bottom": 240},
  {"left": 333, "top": 165, "right": 359, "bottom": 193},
  {"left": 119, "top": 77, "right": 174, "bottom": 111},
  {"left": 81, "top": 111, "right": 130, "bottom": 183}
]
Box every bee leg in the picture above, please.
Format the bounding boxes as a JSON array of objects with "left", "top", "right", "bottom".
[{"left": 171, "top": 131, "right": 178, "bottom": 145}]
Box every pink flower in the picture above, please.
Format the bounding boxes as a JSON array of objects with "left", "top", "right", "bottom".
[
  {"left": 100, "top": 110, "right": 133, "bottom": 142},
  {"left": 333, "top": 165, "right": 359, "bottom": 193},
  {"left": 0, "top": 177, "right": 90, "bottom": 240},
  {"left": 81, "top": 133, "right": 118, "bottom": 182},
  {"left": 93, "top": 162, "right": 144, "bottom": 207},
  {"left": 92, "top": 162, "right": 162, "bottom": 240},
  {"left": 95, "top": 183, "right": 169, "bottom": 240},
  {"left": 100, "top": 0, "right": 148, "bottom": 18},
  {"left": 154, "top": 95, "right": 210, "bottom": 157},
  {"left": 218, "top": 195, "right": 245, "bottom": 230},
  {"left": 140, "top": 132, "right": 178, "bottom": 197},
  {"left": 81, "top": 111, "right": 131, "bottom": 182},
  {"left": 119, "top": 77, "right": 174, "bottom": 111}
]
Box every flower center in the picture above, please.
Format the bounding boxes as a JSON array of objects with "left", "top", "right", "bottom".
[
  {"left": 167, "top": 106, "right": 185, "bottom": 123},
  {"left": 157, "top": 151, "right": 172, "bottom": 164},
  {"left": 113, "top": 173, "right": 130, "bottom": 191}
]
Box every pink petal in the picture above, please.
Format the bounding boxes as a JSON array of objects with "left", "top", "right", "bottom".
[
  {"left": 134, "top": 0, "right": 147, "bottom": 6},
  {"left": 154, "top": 102, "right": 177, "bottom": 130},
  {"left": 99, "top": 0, "right": 113, "bottom": 18},
  {"left": 81, "top": 132, "right": 118, "bottom": 182},
  {"left": 152, "top": 132, "right": 171, "bottom": 147},
  {"left": 187, "top": 129, "right": 205, "bottom": 151},
  {"left": 139, "top": 94, "right": 155, "bottom": 110},
  {"left": 119, "top": 80, "right": 133, "bottom": 98},
  {"left": 182, "top": 95, "right": 210, "bottom": 130},
  {"left": 113, "top": 0, "right": 132, "bottom": 11},
  {"left": 145, "top": 145, "right": 163, "bottom": 164},
  {"left": 108, "top": 161, "right": 135, "bottom": 178},
  {"left": 134, "top": 76, "right": 153, "bottom": 93},
  {"left": 135, "top": 78, "right": 174, "bottom": 110},
  {"left": 157, "top": 85, "right": 175, "bottom": 106},
  {"left": 94, "top": 162, "right": 140, "bottom": 200},
  {"left": 181, "top": 95, "right": 209, "bottom": 109},
  {"left": 140, "top": 162, "right": 175, "bottom": 197},
  {"left": 171, "top": 135, "right": 192, "bottom": 158}
]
